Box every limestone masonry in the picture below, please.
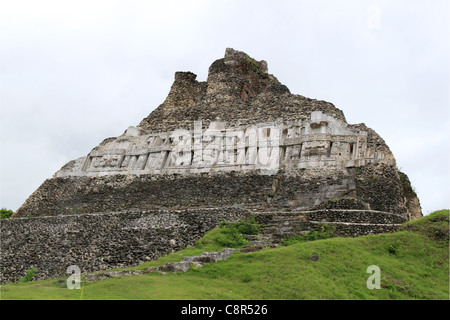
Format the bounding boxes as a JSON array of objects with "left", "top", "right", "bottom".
[{"left": 1, "top": 49, "right": 422, "bottom": 282}]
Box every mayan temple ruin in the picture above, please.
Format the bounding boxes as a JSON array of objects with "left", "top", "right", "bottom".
[{"left": 0, "top": 48, "right": 422, "bottom": 282}]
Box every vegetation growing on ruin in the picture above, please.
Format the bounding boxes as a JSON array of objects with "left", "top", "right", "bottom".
[
  {"left": 0, "top": 208, "right": 13, "bottom": 219},
  {"left": 1, "top": 210, "right": 448, "bottom": 300},
  {"left": 398, "top": 171, "right": 418, "bottom": 197},
  {"left": 280, "top": 224, "right": 336, "bottom": 246}
]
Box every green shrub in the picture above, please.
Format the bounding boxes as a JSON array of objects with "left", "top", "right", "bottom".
[
  {"left": 281, "top": 224, "right": 336, "bottom": 246},
  {"left": 241, "top": 273, "right": 252, "bottom": 283},
  {"left": 18, "top": 268, "right": 37, "bottom": 283},
  {"left": 0, "top": 208, "right": 13, "bottom": 219},
  {"left": 387, "top": 243, "right": 399, "bottom": 255},
  {"left": 216, "top": 217, "right": 262, "bottom": 248},
  {"left": 215, "top": 227, "right": 247, "bottom": 248},
  {"left": 220, "top": 216, "right": 261, "bottom": 236}
]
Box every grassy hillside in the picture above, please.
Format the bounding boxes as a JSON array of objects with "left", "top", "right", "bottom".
[{"left": 1, "top": 210, "right": 448, "bottom": 300}]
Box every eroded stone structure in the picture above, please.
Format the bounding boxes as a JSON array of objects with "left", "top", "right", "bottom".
[
  {"left": 56, "top": 110, "right": 391, "bottom": 178},
  {"left": 1, "top": 48, "right": 422, "bottom": 282}
]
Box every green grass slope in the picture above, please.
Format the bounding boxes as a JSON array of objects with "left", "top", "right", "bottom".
[{"left": 1, "top": 210, "right": 448, "bottom": 300}]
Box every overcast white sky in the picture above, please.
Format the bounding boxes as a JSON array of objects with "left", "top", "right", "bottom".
[{"left": 1, "top": 0, "right": 448, "bottom": 215}]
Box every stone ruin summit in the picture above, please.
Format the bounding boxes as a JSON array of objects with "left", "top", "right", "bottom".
[{"left": 0, "top": 48, "right": 422, "bottom": 282}]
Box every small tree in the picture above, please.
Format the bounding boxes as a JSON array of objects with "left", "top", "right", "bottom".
[{"left": 0, "top": 208, "right": 14, "bottom": 219}]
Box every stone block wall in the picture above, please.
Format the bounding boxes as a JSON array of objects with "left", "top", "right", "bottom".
[
  {"left": 1, "top": 207, "right": 408, "bottom": 283},
  {"left": 305, "top": 209, "right": 407, "bottom": 237},
  {"left": 15, "top": 164, "right": 413, "bottom": 220},
  {"left": 251, "top": 209, "right": 407, "bottom": 242},
  {"left": 303, "top": 209, "right": 407, "bottom": 224},
  {"left": 0, "top": 207, "right": 251, "bottom": 283},
  {"left": 354, "top": 163, "right": 407, "bottom": 215},
  {"left": 14, "top": 173, "right": 276, "bottom": 217}
]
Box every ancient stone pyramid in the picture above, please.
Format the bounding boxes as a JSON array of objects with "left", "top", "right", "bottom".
[
  {"left": 14, "top": 48, "right": 421, "bottom": 220},
  {"left": 1, "top": 48, "right": 422, "bottom": 282}
]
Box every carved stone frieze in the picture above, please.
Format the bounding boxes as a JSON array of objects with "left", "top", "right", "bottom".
[{"left": 56, "top": 111, "right": 393, "bottom": 178}]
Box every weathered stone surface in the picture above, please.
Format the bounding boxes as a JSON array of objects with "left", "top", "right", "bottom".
[
  {"left": 84, "top": 270, "right": 144, "bottom": 282},
  {"left": 249, "top": 209, "right": 406, "bottom": 245},
  {"left": 84, "top": 248, "right": 237, "bottom": 282},
  {"left": 1, "top": 206, "right": 406, "bottom": 283},
  {"left": 0, "top": 208, "right": 250, "bottom": 283},
  {"left": 1, "top": 48, "right": 422, "bottom": 283},
  {"left": 12, "top": 169, "right": 372, "bottom": 217},
  {"left": 398, "top": 171, "right": 423, "bottom": 220},
  {"left": 52, "top": 112, "right": 391, "bottom": 178},
  {"left": 310, "top": 254, "right": 319, "bottom": 261},
  {"left": 14, "top": 48, "right": 418, "bottom": 220}
]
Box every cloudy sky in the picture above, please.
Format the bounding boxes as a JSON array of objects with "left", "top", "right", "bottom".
[{"left": 1, "top": 0, "right": 448, "bottom": 215}]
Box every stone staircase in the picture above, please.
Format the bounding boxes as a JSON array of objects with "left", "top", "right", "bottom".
[
  {"left": 244, "top": 209, "right": 406, "bottom": 248},
  {"left": 243, "top": 212, "right": 310, "bottom": 248},
  {"left": 84, "top": 209, "right": 406, "bottom": 282}
]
